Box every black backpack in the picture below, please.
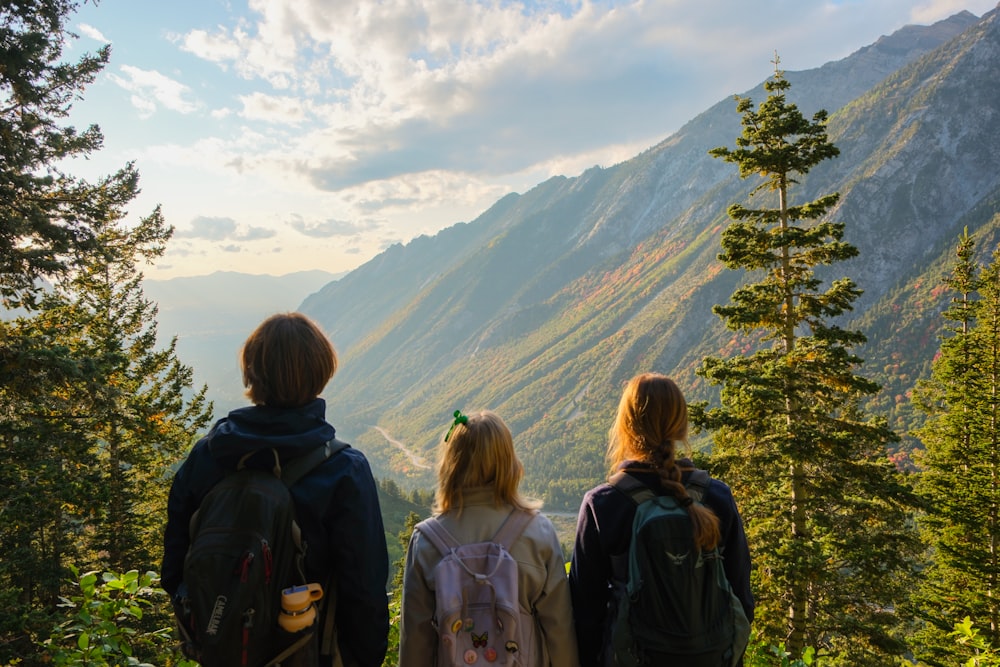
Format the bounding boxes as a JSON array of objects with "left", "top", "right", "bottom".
[
  {"left": 608, "top": 470, "right": 750, "bottom": 667},
  {"left": 175, "top": 439, "right": 347, "bottom": 667}
]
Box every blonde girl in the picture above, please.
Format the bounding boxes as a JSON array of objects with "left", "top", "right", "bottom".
[{"left": 399, "top": 410, "right": 579, "bottom": 667}]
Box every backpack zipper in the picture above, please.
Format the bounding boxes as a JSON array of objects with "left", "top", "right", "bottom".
[{"left": 262, "top": 539, "right": 273, "bottom": 584}]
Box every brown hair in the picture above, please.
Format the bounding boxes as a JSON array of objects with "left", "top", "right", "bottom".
[
  {"left": 608, "top": 373, "right": 720, "bottom": 551},
  {"left": 241, "top": 312, "right": 338, "bottom": 408},
  {"left": 434, "top": 410, "right": 541, "bottom": 516}
]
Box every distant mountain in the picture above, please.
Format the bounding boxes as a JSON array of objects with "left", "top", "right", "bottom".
[
  {"left": 299, "top": 7, "right": 1000, "bottom": 507},
  {"left": 145, "top": 270, "right": 341, "bottom": 417}
]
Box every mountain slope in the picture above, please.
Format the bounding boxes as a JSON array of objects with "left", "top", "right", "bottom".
[{"left": 300, "top": 9, "right": 999, "bottom": 506}]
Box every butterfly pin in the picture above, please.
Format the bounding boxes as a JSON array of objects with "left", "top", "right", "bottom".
[{"left": 472, "top": 632, "right": 488, "bottom": 648}]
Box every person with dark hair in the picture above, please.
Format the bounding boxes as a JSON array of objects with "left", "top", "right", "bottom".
[
  {"left": 162, "top": 312, "right": 389, "bottom": 667},
  {"left": 399, "top": 409, "right": 578, "bottom": 667},
  {"left": 569, "top": 373, "right": 753, "bottom": 667}
]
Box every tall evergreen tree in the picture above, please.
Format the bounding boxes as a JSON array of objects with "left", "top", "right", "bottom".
[
  {"left": 911, "top": 231, "right": 1000, "bottom": 664},
  {"left": 0, "top": 181, "right": 213, "bottom": 660},
  {"left": 49, "top": 198, "right": 214, "bottom": 571},
  {"left": 0, "top": 2, "right": 213, "bottom": 657},
  {"left": 0, "top": 1, "right": 114, "bottom": 655},
  {"left": 692, "top": 61, "right": 920, "bottom": 664},
  {"left": 0, "top": 311, "right": 98, "bottom": 652},
  {"left": 0, "top": 0, "right": 115, "bottom": 308}
]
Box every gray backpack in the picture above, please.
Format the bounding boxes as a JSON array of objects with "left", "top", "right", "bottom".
[{"left": 415, "top": 510, "right": 537, "bottom": 667}]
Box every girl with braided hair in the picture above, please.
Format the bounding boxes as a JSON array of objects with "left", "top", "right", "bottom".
[{"left": 569, "top": 373, "right": 753, "bottom": 667}]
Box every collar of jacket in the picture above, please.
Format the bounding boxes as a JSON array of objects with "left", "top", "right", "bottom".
[
  {"left": 616, "top": 457, "right": 696, "bottom": 472},
  {"left": 206, "top": 398, "right": 337, "bottom": 468}
]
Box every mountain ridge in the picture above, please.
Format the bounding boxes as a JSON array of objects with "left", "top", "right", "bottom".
[{"left": 287, "top": 8, "right": 1000, "bottom": 505}]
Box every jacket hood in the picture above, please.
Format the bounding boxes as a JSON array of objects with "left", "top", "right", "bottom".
[{"left": 206, "top": 398, "right": 336, "bottom": 468}]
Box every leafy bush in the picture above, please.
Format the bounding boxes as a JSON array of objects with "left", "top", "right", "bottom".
[
  {"left": 40, "top": 567, "right": 194, "bottom": 667},
  {"left": 947, "top": 617, "right": 1000, "bottom": 667},
  {"left": 743, "top": 632, "right": 815, "bottom": 667}
]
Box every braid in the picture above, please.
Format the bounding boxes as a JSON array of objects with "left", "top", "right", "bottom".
[
  {"left": 610, "top": 373, "right": 722, "bottom": 551},
  {"left": 652, "top": 441, "right": 681, "bottom": 490},
  {"left": 650, "top": 442, "right": 720, "bottom": 552},
  {"left": 683, "top": 485, "right": 721, "bottom": 552}
]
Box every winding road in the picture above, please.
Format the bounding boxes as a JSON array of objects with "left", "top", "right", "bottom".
[{"left": 372, "top": 426, "right": 432, "bottom": 469}]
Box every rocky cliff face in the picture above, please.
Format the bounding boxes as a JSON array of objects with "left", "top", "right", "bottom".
[
  {"left": 830, "top": 5, "right": 1000, "bottom": 308},
  {"left": 299, "top": 9, "right": 1000, "bottom": 500}
]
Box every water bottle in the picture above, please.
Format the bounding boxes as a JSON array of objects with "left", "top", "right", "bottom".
[{"left": 278, "top": 583, "right": 323, "bottom": 633}]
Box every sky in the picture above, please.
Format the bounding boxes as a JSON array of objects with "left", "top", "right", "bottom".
[{"left": 63, "top": 0, "right": 998, "bottom": 280}]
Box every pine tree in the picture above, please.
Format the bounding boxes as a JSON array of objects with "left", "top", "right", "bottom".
[
  {"left": 911, "top": 231, "right": 1000, "bottom": 664},
  {"left": 0, "top": 0, "right": 115, "bottom": 308},
  {"left": 0, "top": 2, "right": 213, "bottom": 656},
  {"left": 0, "top": 189, "right": 213, "bottom": 659},
  {"left": 692, "top": 59, "right": 920, "bottom": 664},
  {"left": 49, "top": 200, "right": 214, "bottom": 571},
  {"left": 0, "top": 311, "right": 98, "bottom": 651}
]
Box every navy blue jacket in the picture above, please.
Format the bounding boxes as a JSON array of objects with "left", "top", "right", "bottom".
[
  {"left": 568, "top": 460, "right": 754, "bottom": 667},
  {"left": 161, "top": 399, "right": 390, "bottom": 667}
]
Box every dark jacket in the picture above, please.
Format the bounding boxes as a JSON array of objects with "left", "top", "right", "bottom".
[
  {"left": 568, "top": 460, "right": 754, "bottom": 667},
  {"left": 161, "top": 399, "right": 390, "bottom": 667}
]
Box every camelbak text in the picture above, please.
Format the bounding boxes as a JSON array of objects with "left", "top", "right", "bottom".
[{"left": 206, "top": 596, "right": 227, "bottom": 635}]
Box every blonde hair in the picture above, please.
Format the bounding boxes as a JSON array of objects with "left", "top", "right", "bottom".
[
  {"left": 434, "top": 410, "right": 540, "bottom": 516},
  {"left": 608, "top": 373, "right": 720, "bottom": 551},
  {"left": 241, "top": 312, "right": 337, "bottom": 408}
]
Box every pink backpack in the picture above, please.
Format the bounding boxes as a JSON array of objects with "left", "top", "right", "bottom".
[{"left": 415, "top": 510, "right": 537, "bottom": 667}]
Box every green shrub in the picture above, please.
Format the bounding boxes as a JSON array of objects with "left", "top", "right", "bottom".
[
  {"left": 743, "top": 632, "right": 815, "bottom": 667},
  {"left": 40, "top": 567, "right": 194, "bottom": 667},
  {"left": 947, "top": 617, "right": 1000, "bottom": 667}
]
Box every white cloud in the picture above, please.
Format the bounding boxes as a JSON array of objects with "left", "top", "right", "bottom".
[
  {"left": 175, "top": 216, "right": 237, "bottom": 240},
  {"left": 80, "top": 0, "right": 997, "bottom": 281},
  {"left": 239, "top": 92, "right": 307, "bottom": 124},
  {"left": 288, "top": 216, "right": 379, "bottom": 238},
  {"left": 177, "top": 28, "right": 243, "bottom": 66},
  {"left": 176, "top": 216, "right": 276, "bottom": 241},
  {"left": 236, "top": 225, "right": 277, "bottom": 241},
  {"left": 179, "top": 1, "right": 894, "bottom": 192},
  {"left": 125, "top": 0, "right": 1000, "bottom": 209},
  {"left": 77, "top": 23, "right": 109, "bottom": 43},
  {"left": 108, "top": 65, "right": 199, "bottom": 116},
  {"left": 178, "top": 16, "right": 298, "bottom": 87}
]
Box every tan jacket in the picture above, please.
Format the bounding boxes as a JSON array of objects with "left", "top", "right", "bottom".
[{"left": 399, "top": 487, "right": 579, "bottom": 667}]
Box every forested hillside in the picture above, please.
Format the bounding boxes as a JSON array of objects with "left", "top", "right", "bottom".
[
  {"left": 301, "top": 7, "right": 1000, "bottom": 509},
  {"left": 4, "top": 1, "right": 1000, "bottom": 664}
]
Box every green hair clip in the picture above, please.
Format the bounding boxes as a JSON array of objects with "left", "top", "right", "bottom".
[{"left": 445, "top": 410, "right": 469, "bottom": 442}]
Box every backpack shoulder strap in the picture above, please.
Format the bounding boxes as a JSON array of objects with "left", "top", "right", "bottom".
[
  {"left": 611, "top": 469, "right": 713, "bottom": 504},
  {"left": 415, "top": 517, "right": 463, "bottom": 556},
  {"left": 684, "top": 468, "right": 711, "bottom": 504},
  {"left": 609, "top": 471, "right": 656, "bottom": 506},
  {"left": 281, "top": 438, "right": 349, "bottom": 487},
  {"left": 491, "top": 509, "right": 537, "bottom": 550}
]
